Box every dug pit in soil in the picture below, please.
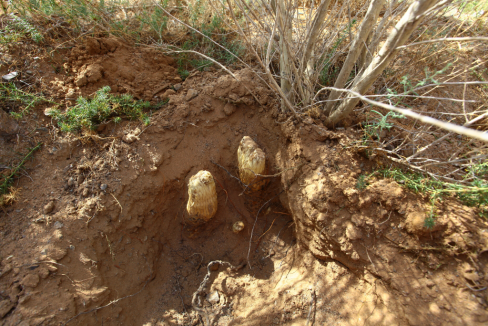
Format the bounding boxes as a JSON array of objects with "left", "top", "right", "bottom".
[{"left": 1, "top": 39, "right": 488, "bottom": 326}]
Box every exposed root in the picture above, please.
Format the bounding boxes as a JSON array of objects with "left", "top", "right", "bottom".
[{"left": 191, "top": 260, "right": 243, "bottom": 326}]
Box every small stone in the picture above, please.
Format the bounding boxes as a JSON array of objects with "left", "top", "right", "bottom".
[
  {"left": 44, "top": 201, "right": 55, "bottom": 214},
  {"left": 26, "top": 70, "right": 33, "bottom": 75},
  {"left": 67, "top": 177, "right": 75, "bottom": 187},
  {"left": 65, "top": 88, "right": 75, "bottom": 98},
  {"left": 345, "top": 222, "right": 362, "bottom": 240},
  {"left": 100, "top": 184, "right": 108, "bottom": 191},
  {"left": 209, "top": 262, "right": 220, "bottom": 271},
  {"left": 162, "top": 89, "right": 176, "bottom": 98},
  {"left": 54, "top": 229, "right": 63, "bottom": 239},
  {"left": 2, "top": 72, "right": 18, "bottom": 81},
  {"left": 53, "top": 221, "right": 64, "bottom": 229},
  {"left": 46, "top": 264, "right": 57, "bottom": 272},
  {"left": 425, "top": 279, "right": 435, "bottom": 288},
  {"left": 173, "top": 83, "right": 182, "bottom": 91},
  {"left": 185, "top": 89, "right": 199, "bottom": 101},
  {"left": 77, "top": 175, "right": 84, "bottom": 185},
  {"left": 22, "top": 274, "right": 40, "bottom": 288},
  {"left": 38, "top": 267, "right": 49, "bottom": 279},
  {"left": 122, "top": 128, "right": 141, "bottom": 144},
  {"left": 34, "top": 217, "right": 45, "bottom": 223},
  {"left": 303, "top": 117, "right": 313, "bottom": 125},
  {"left": 206, "top": 291, "right": 219, "bottom": 304},
  {"left": 49, "top": 248, "right": 68, "bottom": 261},
  {"left": 223, "top": 103, "right": 236, "bottom": 116}
]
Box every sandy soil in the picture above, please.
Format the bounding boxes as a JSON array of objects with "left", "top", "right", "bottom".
[{"left": 1, "top": 35, "right": 488, "bottom": 326}]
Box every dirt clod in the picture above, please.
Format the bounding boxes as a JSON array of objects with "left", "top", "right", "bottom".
[
  {"left": 122, "top": 128, "right": 141, "bottom": 144},
  {"left": 21, "top": 274, "right": 40, "bottom": 288},
  {"left": 223, "top": 102, "right": 236, "bottom": 116},
  {"left": 0, "top": 300, "right": 14, "bottom": 318},
  {"left": 53, "top": 221, "right": 63, "bottom": 229},
  {"left": 0, "top": 109, "right": 19, "bottom": 135},
  {"left": 185, "top": 89, "right": 199, "bottom": 101},
  {"left": 43, "top": 201, "right": 55, "bottom": 214}
]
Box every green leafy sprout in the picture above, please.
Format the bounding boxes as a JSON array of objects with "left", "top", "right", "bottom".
[
  {"left": 9, "top": 13, "right": 44, "bottom": 43},
  {"left": 0, "top": 83, "right": 55, "bottom": 119},
  {"left": 380, "top": 167, "right": 488, "bottom": 226},
  {"left": 363, "top": 110, "right": 405, "bottom": 141},
  {"left": 48, "top": 86, "right": 151, "bottom": 132}
]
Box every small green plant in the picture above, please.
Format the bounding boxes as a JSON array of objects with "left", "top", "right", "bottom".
[
  {"left": 0, "top": 83, "right": 55, "bottom": 119},
  {"left": 177, "top": 68, "right": 190, "bottom": 80},
  {"left": 319, "top": 19, "right": 357, "bottom": 86},
  {"left": 467, "top": 161, "right": 488, "bottom": 178},
  {"left": 397, "top": 63, "right": 453, "bottom": 100},
  {"left": 49, "top": 86, "right": 151, "bottom": 132},
  {"left": 137, "top": 0, "right": 169, "bottom": 41},
  {"left": 424, "top": 214, "right": 436, "bottom": 229},
  {"left": 363, "top": 110, "right": 405, "bottom": 141},
  {"left": 356, "top": 174, "right": 368, "bottom": 190},
  {"left": 380, "top": 167, "right": 488, "bottom": 226},
  {"left": 1, "top": 143, "right": 42, "bottom": 206},
  {"left": 218, "top": 38, "right": 245, "bottom": 64},
  {"left": 0, "top": 24, "right": 24, "bottom": 44},
  {"left": 9, "top": 14, "right": 43, "bottom": 43},
  {"left": 470, "top": 67, "right": 488, "bottom": 90}
]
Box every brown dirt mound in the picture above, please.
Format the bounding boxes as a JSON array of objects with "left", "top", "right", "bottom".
[{"left": 20, "top": 36, "right": 179, "bottom": 102}]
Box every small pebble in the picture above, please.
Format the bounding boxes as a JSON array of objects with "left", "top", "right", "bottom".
[
  {"left": 44, "top": 201, "right": 55, "bottom": 214},
  {"left": 100, "top": 184, "right": 108, "bottom": 191},
  {"left": 53, "top": 221, "right": 64, "bottom": 229},
  {"left": 206, "top": 291, "right": 220, "bottom": 304},
  {"left": 2, "top": 71, "right": 18, "bottom": 81}
]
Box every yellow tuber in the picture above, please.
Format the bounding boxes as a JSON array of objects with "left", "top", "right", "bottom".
[
  {"left": 232, "top": 221, "right": 245, "bottom": 233},
  {"left": 238, "top": 136, "right": 266, "bottom": 192},
  {"left": 186, "top": 170, "right": 218, "bottom": 223}
]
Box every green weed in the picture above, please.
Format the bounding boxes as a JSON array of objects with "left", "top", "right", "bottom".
[
  {"left": 0, "top": 14, "right": 43, "bottom": 44},
  {"left": 424, "top": 214, "right": 436, "bottom": 229},
  {"left": 177, "top": 68, "right": 190, "bottom": 80},
  {"left": 319, "top": 19, "right": 357, "bottom": 86},
  {"left": 393, "top": 63, "right": 453, "bottom": 104},
  {"left": 0, "top": 143, "right": 42, "bottom": 206},
  {"left": 459, "top": 0, "right": 488, "bottom": 18},
  {"left": 356, "top": 174, "right": 368, "bottom": 190},
  {"left": 470, "top": 67, "right": 488, "bottom": 90},
  {"left": 48, "top": 86, "right": 151, "bottom": 132},
  {"left": 0, "top": 24, "right": 24, "bottom": 44},
  {"left": 0, "top": 83, "right": 55, "bottom": 119},
  {"left": 380, "top": 167, "right": 488, "bottom": 225},
  {"left": 9, "top": 14, "right": 44, "bottom": 43},
  {"left": 363, "top": 110, "right": 405, "bottom": 141}
]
